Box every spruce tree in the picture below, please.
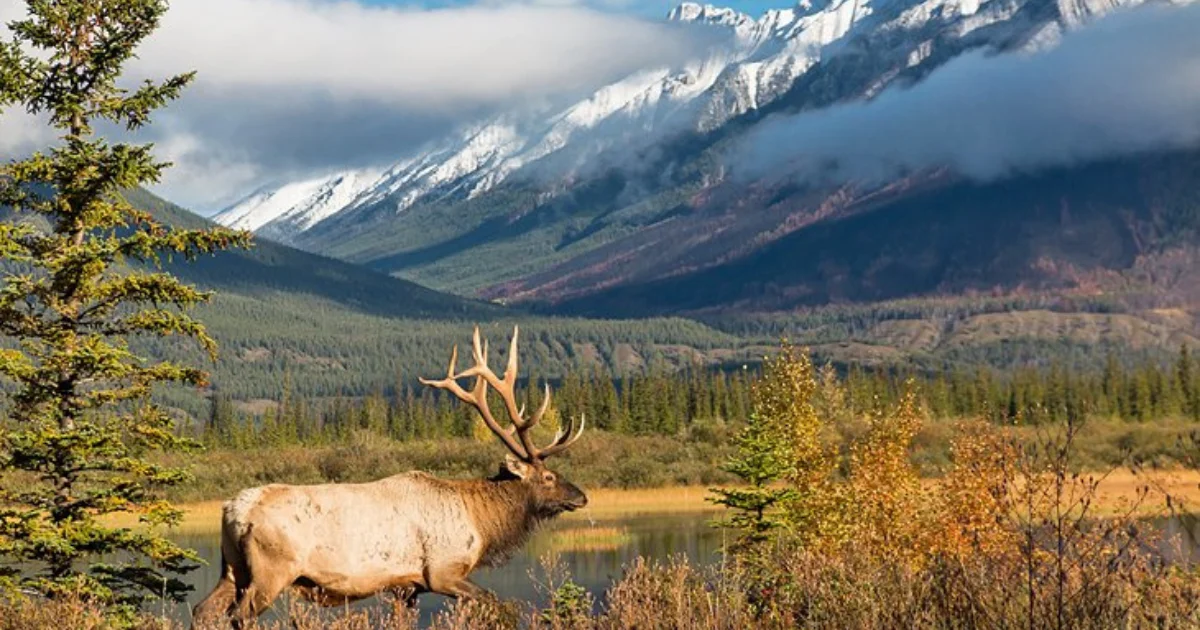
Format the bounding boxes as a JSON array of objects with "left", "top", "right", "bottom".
[
  {"left": 711, "top": 342, "right": 835, "bottom": 549},
  {"left": 710, "top": 407, "right": 797, "bottom": 549},
  {"left": 0, "top": 0, "right": 250, "bottom": 616},
  {"left": 1178, "top": 344, "right": 1196, "bottom": 420}
]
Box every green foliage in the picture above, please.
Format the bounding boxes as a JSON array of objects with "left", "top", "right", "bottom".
[
  {"left": 710, "top": 342, "right": 828, "bottom": 550},
  {"left": 0, "top": 0, "right": 249, "bottom": 616},
  {"left": 709, "top": 414, "right": 796, "bottom": 547},
  {"left": 539, "top": 578, "right": 592, "bottom": 628},
  {"left": 186, "top": 343, "right": 1200, "bottom": 474},
  {"left": 196, "top": 365, "right": 754, "bottom": 453}
]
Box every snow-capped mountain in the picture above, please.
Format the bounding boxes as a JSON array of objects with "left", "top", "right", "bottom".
[
  {"left": 216, "top": 169, "right": 381, "bottom": 238},
  {"left": 215, "top": 4, "right": 798, "bottom": 239},
  {"left": 215, "top": 0, "right": 1161, "bottom": 243}
]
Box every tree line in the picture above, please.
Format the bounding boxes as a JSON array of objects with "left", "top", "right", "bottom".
[{"left": 201, "top": 344, "right": 1200, "bottom": 449}]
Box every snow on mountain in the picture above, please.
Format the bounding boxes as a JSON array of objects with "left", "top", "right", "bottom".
[
  {"left": 216, "top": 0, "right": 1159, "bottom": 242},
  {"left": 214, "top": 169, "right": 381, "bottom": 236},
  {"left": 215, "top": 3, "right": 823, "bottom": 240}
]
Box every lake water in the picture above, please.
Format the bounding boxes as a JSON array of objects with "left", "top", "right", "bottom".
[
  {"left": 162, "top": 512, "right": 1200, "bottom": 627},
  {"left": 170, "top": 511, "right": 727, "bottom": 627}
]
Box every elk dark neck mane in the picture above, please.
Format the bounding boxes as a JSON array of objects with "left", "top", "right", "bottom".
[{"left": 457, "top": 477, "right": 543, "bottom": 567}]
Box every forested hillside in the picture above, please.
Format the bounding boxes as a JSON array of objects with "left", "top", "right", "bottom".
[
  {"left": 122, "top": 190, "right": 761, "bottom": 416},
  {"left": 125, "top": 188, "right": 499, "bottom": 320},
  {"left": 116, "top": 189, "right": 1200, "bottom": 425},
  {"left": 206, "top": 345, "right": 1200, "bottom": 450}
]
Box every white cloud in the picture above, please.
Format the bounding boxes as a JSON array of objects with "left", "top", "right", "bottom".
[
  {"left": 0, "top": 109, "right": 53, "bottom": 157},
  {"left": 0, "top": 0, "right": 711, "bottom": 211},
  {"left": 0, "top": 2, "right": 21, "bottom": 28},
  {"left": 152, "top": 132, "right": 265, "bottom": 210},
  {"left": 136, "top": 0, "right": 698, "bottom": 108},
  {"left": 732, "top": 3, "right": 1200, "bottom": 186}
]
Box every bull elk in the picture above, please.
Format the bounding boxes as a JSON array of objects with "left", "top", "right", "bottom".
[{"left": 192, "top": 326, "right": 587, "bottom": 628}]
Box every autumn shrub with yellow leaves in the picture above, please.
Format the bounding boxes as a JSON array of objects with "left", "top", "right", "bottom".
[
  {"left": 712, "top": 340, "right": 1200, "bottom": 629},
  {"left": 845, "top": 385, "right": 928, "bottom": 567}
]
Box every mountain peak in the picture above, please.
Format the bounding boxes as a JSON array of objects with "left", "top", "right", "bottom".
[
  {"left": 667, "top": 3, "right": 753, "bottom": 25},
  {"left": 219, "top": 0, "right": 1165, "bottom": 251}
]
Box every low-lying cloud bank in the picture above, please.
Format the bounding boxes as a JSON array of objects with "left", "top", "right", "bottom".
[
  {"left": 0, "top": 0, "right": 711, "bottom": 211},
  {"left": 732, "top": 3, "right": 1200, "bottom": 186}
]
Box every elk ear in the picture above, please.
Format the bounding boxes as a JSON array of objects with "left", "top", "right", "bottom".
[{"left": 503, "top": 454, "right": 532, "bottom": 479}]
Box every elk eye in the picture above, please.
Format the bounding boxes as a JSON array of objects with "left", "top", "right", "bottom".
[{"left": 543, "top": 473, "right": 555, "bottom": 482}]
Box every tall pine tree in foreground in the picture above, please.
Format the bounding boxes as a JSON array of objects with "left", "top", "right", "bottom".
[{"left": 0, "top": 0, "right": 250, "bottom": 617}]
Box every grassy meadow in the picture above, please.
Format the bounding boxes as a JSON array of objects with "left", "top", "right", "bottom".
[
  {"left": 90, "top": 410, "right": 1200, "bottom": 536},
  {"left": 136, "top": 411, "right": 1200, "bottom": 506}
]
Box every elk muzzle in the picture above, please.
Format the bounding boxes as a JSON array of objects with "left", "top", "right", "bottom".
[{"left": 562, "top": 482, "right": 588, "bottom": 512}]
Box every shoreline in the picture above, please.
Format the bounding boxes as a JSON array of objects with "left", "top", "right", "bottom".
[
  {"left": 105, "top": 469, "right": 1200, "bottom": 535},
  {"left": 109, "top": 485, "right": 727, "bottom": 535}
]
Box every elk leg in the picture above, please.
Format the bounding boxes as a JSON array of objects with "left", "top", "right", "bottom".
[
  {"left": 386, "top": 583, "right": 423, "bottom": 608},
  {"left": 447, "top": 578, "right": 492, "bottom": 600},
  {"left": 231, "top": 574, "right": 293, "bottom": 630},
  {"left": 427, "top": 564, "right": 494, "bottom": 600},
  {"left": 193, "top": 545, "right": 250, "bottom": 629},
  {"left": 231, "top": 533, "right": 298, "bottom": 629},
  {"left": 191, "top": 573, "right": 237, "bottom": 629}
]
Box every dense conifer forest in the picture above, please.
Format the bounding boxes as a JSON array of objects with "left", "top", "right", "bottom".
[{"left": 198, "top": 344, "right": 1200, "bottom": 449}]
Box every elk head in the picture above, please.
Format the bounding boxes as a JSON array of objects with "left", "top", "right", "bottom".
[{"left": 420, "top": 326, "right": 587, "bottom": 517}]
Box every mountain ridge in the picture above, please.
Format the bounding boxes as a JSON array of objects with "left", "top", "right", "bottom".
[
  {"left": 211, "top": 0, "right": 1198, "bottom": 320},
  {"left": 219, "top": 0, "right": 1062, "bottom": 239},
  {"left": 124, "top": 188, "right": 501, "bottom": 320}
]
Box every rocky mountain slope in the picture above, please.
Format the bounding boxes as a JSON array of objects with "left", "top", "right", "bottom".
[
  {"left": 220, "top": 0, "right": 1135, "bottom": 237},
  {"left": 547, "top": 148, "right": 1200, "bottom": 316},
  {"left": 214, "top": 0, "right": 1198, "bottom": 319}
]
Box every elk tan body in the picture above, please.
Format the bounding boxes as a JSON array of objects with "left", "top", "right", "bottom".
[{"left": 193, "top": 327, "right": 587, "bottom": 629}]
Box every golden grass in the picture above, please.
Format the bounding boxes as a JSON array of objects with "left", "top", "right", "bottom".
[
  {"left": 533, "top": 526, "right": 633, "bottom": 553},
  {"left": 99, "top": 471, "right": 1200, "bottom": 535},
  {"left": 1093, "top": 468, "right": 1200, "bottom": 516},
  {"left": 565, "top": 486, "right": 723, "bottom": 520},
  {"left": 101, "top": 501, "right": 225, "bottom": 536},
  {"left": 909, "top": 469, "right": 1200, "bottom": 518}
]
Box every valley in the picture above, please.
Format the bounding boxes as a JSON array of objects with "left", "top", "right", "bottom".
[{"left": 5, "top": 0, "right": 1200, "bottom": 626}]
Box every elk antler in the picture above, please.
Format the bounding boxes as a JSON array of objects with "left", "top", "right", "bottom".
[{"left": 419, "top": 326, "right": 584, "bottom": 463}]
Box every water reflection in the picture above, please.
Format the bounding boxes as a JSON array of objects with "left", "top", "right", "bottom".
[
  {"left": 172, "top": 512, "right": 727, "bottom": 627},
  {"left": 1152, "top": 514, "right": 1200, "bottom": 566},
  {"left": 170, "top": 512, "right": 1200, "bottom": 627}
]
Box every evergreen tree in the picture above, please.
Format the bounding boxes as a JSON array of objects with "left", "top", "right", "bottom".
[
  {"left": 1102, "top": 351, "right": 1122, "bottom": 417},
  {"left": 208, "top": 392, "right": 236, "bottom": 442},
  {"left": 593, "top": 368, "right": 621, "bottom": 432},
  {"left": 1178, "top": 344, "right": 1197, "bottom": 420},
  {"left": 711, "top": 342, "right": 834, "bottom": 550},
  {"left": 0, "top": 0, "right": 249, "bottom": 615},
  {"left": 710, "top": 406, "right": 797, "bottom": 549}
]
